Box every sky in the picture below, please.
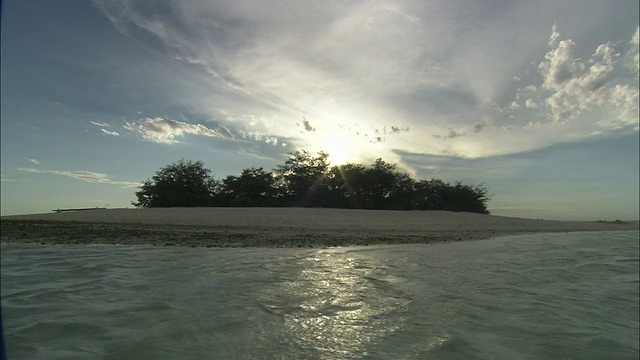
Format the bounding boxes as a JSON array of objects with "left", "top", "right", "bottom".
[{"left": 1, "top": 0, "right": 638, "bottom": 220}]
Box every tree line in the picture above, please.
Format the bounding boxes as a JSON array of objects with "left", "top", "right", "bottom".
[{"left": 133, "top": 150, "right": 491, "bottom": 214}]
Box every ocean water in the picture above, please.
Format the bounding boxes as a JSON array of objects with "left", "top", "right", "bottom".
[{"left": 1, "top": 231, "right": 638, "bottom": 360}]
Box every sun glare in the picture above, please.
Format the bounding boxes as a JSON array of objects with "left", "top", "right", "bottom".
[{"left": 321, "top": 132, "right": 355, "bottom": 165}]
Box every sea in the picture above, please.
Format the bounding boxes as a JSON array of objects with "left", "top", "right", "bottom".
[{"left": 1, "top": 231, "right": 638, "bottom": 360}]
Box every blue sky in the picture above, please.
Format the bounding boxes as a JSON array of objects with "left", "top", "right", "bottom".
[{"left": 1, "top": 0, "right": 638, "bottom": 220}]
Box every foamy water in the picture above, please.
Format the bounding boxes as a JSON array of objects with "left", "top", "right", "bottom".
[{"left": 1, "top": 231, "right": 638, "bottom": 359}]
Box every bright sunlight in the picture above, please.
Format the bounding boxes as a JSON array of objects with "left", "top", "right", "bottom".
[{"left": 320, "top": 132, "right": 355, "bottom": 164}]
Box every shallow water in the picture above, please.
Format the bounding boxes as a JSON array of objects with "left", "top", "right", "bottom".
[{"left": 1, "top": 231, "right": 638, "bottom": 359}]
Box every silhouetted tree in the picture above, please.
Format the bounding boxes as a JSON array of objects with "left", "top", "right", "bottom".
[
  {"left": 133, "top": 152, "right": 491, "bottom": 213},
  {"left": 414, "top": 179, "right": 449, "bottom": 210},
  {"left": 360, "top": 159, "right": 396, "bottom": 209},
  {"left": 133, "top": 160, "right": 217, "bottom": 208},
  {"left": 319, "top": 163, "right": 368, "bottom": 208},
  {"left": 413, "top": 179, "right": 490, "bottom": 214},
  {"left": 219, "top": 167, "right": 276, "bottom": 206},
  {"left": 275, "top": 150, "right": 330, "bottom": 206},
  {"left": 387, "top": 172, "right": 416, "bottom": 210},
  {"left": 321, "top": 160, "right": 415, "bottom": 210},
  {"left": 445, "top": 181, "right": 491, "bottom": 214}
]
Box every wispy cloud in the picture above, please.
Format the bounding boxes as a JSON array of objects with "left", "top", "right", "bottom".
[
  {"left": 124, "top": 117, "right": 235, "bottom": 144},
  {"left": 236, "top": 129, "right": 279, "bottom": 146},
  {"left": 25, "top": 158, "right": 41, "bottom": 165},
  {"left": 88, "top": 119, "right": 121, "bottom": 136},
  {"left": 18, "top": 168, "right": 140, "bottom": 187},
  {"left": 100, "top": 128, "right": 121, "bottom": 136},
  {"left": 93, "top": 1, "right": 639, "bottom": 162},
  {"left": 89, "top": 120, "right": 110, "bottom": 127}
]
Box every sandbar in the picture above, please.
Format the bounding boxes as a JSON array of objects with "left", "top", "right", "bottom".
[{"left": 1, "top": 208, "right": 638, "bottom": 247}]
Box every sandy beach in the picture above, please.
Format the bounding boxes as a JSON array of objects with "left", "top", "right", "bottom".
[{"left": 1, "top": 207, "right": 638, "bottom": 247}]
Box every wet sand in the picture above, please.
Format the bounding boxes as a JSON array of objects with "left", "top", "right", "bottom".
[{"left": 1, "top": 208, "right": 637, "bottom": 247}]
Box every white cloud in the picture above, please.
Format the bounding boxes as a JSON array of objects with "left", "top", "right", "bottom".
[
  {"left": 100, "top": 128, "right": 120, "bottom": 136},
  {"left": 539, "top": 38, "right": 584, "bottom": 92},
  {"left": 0, "top": 174, "right": 16, "bottom": 182},
  {"left": 88, "top": 120, "right": 120, "bottom": 136},
  {"left": 236, "top": 129, "right": 279, "bottom": 146},
  {"left": 26, "top": 158, "right": 41, "bottom": 165},
  {"left": 536, "top": 27, "right": 638, "bottom": 126},
  {"left": 548, "top": 23, "right": 560, "bottom": 47},
  {"left": 89, "top": 120, "right": 110, "bottom": 127},
  {"left": 216, "top": 125, "right": 234, "bottom": 139},
  {"left": 125, "top": 117, "right": 234, "bottom": 144},
  {"left": 625, "top": 27, "right": 639, "bottom": 71},
  {"left": 94, "top": 1, "right": 639, "bottom": 162},
  {"left": 18, "top": 168, "right": 140, "bottom": 187},
  {"left": 525, "top": 99, "right": 538, "bottom": 108}
]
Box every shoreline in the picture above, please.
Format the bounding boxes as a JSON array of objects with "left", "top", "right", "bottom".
[{"left": 1, "top": 208, "right": 638, "bottom": 248}]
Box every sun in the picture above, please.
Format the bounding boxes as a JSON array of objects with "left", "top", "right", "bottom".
[{"left": 320, "top": 132, "right": 355, "bottom": 165}]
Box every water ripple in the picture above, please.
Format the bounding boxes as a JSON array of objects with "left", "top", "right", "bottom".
[{"left": 1, "top": 231, "right": 638, "bottom": 359}]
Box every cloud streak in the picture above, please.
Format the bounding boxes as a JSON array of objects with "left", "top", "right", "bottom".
[
  {"left": 100, "top": 128, "right": 120, "bottom": 136},
  {"left": 88, "top": 119, "right": 121, "bottom": 136},
  {"left": 89, "top": 120, "right": 110, "bottom": 127},
  {"left": 125, "top": 117, "right": 234, "bottom": 144},
  {"left": 19, "top": 168, "right": 140, "bottom": 187},
  {"left": 0, "top": 175, "right": 17, "bottom": 182}
]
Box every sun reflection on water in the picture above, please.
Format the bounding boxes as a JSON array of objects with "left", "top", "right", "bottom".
[{"left": 260, "top": 248, "right": 412, "bottom": 358}]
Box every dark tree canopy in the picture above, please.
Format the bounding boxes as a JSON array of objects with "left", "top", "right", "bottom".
[
  {"left": 275, "top": 150, "right": 330, "bottom": 206},
  {"left": 133, "top": 151, "right": 491, "bottom": 214},
  {"left": 219, "top": 167, "right": 276, "bottom": 206},
  {"left": 133, "top": 159, "right": 217, "bottom": 208},
  {"left": 319, "top": 160, "right": 416, "bottom": 210}
]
